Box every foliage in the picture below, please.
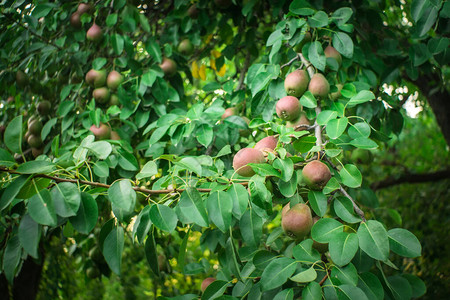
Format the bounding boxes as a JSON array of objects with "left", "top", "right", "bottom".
[{"left": 0, "top": 0, "right": 448, "bottom": 299}]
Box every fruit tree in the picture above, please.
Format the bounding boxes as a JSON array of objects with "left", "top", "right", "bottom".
[{"left": 0, "top": 0, "right": 448, "bottom": 299}]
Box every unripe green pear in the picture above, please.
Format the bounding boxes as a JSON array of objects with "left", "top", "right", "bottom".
[
  {"left": 254, "top": 136, "right": 278, "bottom": 151},
  {"left": 201, "top": 277, "right": 216, "bottom": 292},
  {"left": 31, "top": 147, "right": 43, "bottom": 158},
  {"left": 324, "top": 46, "right": 342, "bottom": 66},
  {"left": 308, "top": 73, "right": 330, "bottom": 99},
  {"left": 282, "top": 203, "right": 313, "bottom": 239},
  {"left": 159, "top": 58, "right": 177, "bottom": 77},
  {"left": 89, "top": 246, "right": 103, "bottom": 263},
  {"left": 36, "top": 100, "right": 51, "bottom": 116},
  {"left": 350, "top": 148, "right": 373, "bottom": 165},
  {"left": 106, "top": 70, "right": 123, "bottom": 90},
  {"left": 86, "top": 23, "right": 103, "bottom": 42},
  {"left": 276, "top": 96, "right": 301, "bottom": 121},
  {"left": 233, "top": 148, "right": 265, "bottom": 177},
  {"left": 27, "top": 134, "right": 43, "bottom": 148},
  {"left": 302, "top": 160, "right": 331, "bottom": 190},
  {"left": 86, "top": 267, "right": 100, "bottom": 279},
  {"left": 109, "top": 94, "right": 120, "bottom": 106},
  {"left": 16, "top": 70, "right": 28, "bottom": 87},
  {"left": 28, "top": 119, "right": 43, "bottom": 135},
  {"left": 284, "top": 69, "right": 309, "bottom": 98},
  {"left": 178, "top": 39, "right": 194, "bottom": 55},
  {"left": 90, "top": 123, "right": 110, "bottom": 140},
  {"left": 93, "top": 87, "right": 110, "bottom": 104}
]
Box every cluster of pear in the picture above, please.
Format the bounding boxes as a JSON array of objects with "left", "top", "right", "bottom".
[
  {"left": 70, "top": 3, "right": 103, "bottom": 42},
  {"left": 85, "top": 69, "right": 122, "bottom": 106}
]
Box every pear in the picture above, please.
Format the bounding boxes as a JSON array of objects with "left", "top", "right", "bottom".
[{"left": 282, "top": 203, "right": 313, "bottom": 239}]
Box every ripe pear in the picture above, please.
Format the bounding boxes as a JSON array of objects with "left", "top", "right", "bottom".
[
  {"left": 86, "top": 23, "right": 103, "bottom": 42},
  {"left": 70, "top": 12, "right": 82, "bottom": 28},
  {"left": 233, "top": 148, "right": 265, "bottom": 177},
  {"left": 286, "top": 112, "right": 310, "bottom": 128},
  {"left": 106, "top": 70, "right": 123, "bottom": 90},
  {"left": 308, "top": 73, "right": 330, "bottom": 99},
  {"left": 276, "top": 96, "right": 301, "bottom": 121},
  {"left": 221, "top": 107, "right": 236, "bottom": 119},
  {"left": 284, "top": 69, "right": 309, "bottom": 98},
  {"left": 110, "top": 131, "right": 121, "bottom": 140},
  {"left": 93, "top": 87, "right": 110, "bottom": 104},
  {"left": 187, "top": 4, "right": 199, "bottom": 19},
  {"left": 302, "top": 160, "right": 331, "bottom": 190},
  {"left": 77, "top": 3, "right": 93, "bottom": 15},
  {"left": 324, "top": 46, "right": 342, "bottom": 66},
  {"left": 90, "top": 123, "right": 110, "bottom": 140},
  {"left": 178, "top": 39, "right": 194, "bottom": 55},
  {"left": 85, "top": 69, "right": 106, "bottom": 87},
  {"left": 254, "top": 136, "right": 278, "bottom": 151},
  {"left": 37, "top": 100, "right": 51, "bottom": 116},
  {"left": 201, "top": 277, "right": 216, "bottom": 292},
  {"left": 282, "top": 203, "right": 313, "bottom": 239},
  {"left": 159, "top": 58, "right": 177, "bottom": 77}
]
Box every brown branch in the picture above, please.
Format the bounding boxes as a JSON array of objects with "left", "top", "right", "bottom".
[
  {"left": 319, "top": 273, "right": 328, "bottom": 286},
  {"left": 280, "top": 54, "right": 300, "bottom": 69},
  {"left": 237, "top": 52, "right": 251, "bottom": 90},
  {"left": 371, "top": 169, "right": 450, "bottom": 190},
  {"left": 339, "top": 186, "right": 366, "bottom": 222}
]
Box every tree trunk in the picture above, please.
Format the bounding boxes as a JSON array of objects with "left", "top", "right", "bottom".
[
  {"left": 413, "top": 73, "right": 450, "bottom": 146},
  {"left": 12, "top": 256, "right": 44, "bottom": 300}
]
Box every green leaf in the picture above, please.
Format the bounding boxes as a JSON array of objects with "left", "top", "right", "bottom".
[
  {"left": 302, "top": 281, "right": 322, "bottom": 300},
  {"left": 308, "top": 42, "right": 326, "bottom": 71},
  {"left": 339, "top": 164, "right": 362, "bottom": 188},
  {"left": 329, "top": 232, "right": 359, "bottom": 266},
  {"left": 326, "top": 117, "right": 348, "bottom": 139},
  {"left": 248, "top": 163, "right": 282, "bottom": 178},
  {"left": 177, "top": 188, "right": 209, "bottom": 227},
  {"left": 111, "top": 34, "right": 124, "bottom": 55},
  {"left": 108, "top": 180, "right": 136, "bottom": 222},
  {"left": 41, "top": 118, "right": 57, "bottom": 140},
  {"left": 28, "top": 189, "right": 57, "bottom": 226},
  {"left": 293, "top": 136, "right": 316, "bottom": 153},
  {"left": 250, "top": 72, "right": 271, "bottom": 97},
  {"left": 19, "top": 214, "right": 41, "bottom": 259},
  {"left": 333, "top": 197, "right": 361, "bottom": 223},
  {"left": 227, "top": 183, "right": 248, "bottom": 219},
  {"left": 279, "top": 171, "right": 298, "bottom": 197},
  {"left": 323, "top": 177, "right": 340, "bottom": 194},
  {"left": 350, "top": 138, "right": 378, "bottom": 149},
  {"left": 388, "top": 228, "right": 422, "bottom": 258},
  {"left": 132, "top": 205, "right": 152, "bottom": 244},
  {"left": 386, "top": 276, "right": 412, "bottom": 300},
  {"left": 4, "top": 115, "right": 23, "bottom": 154},
  {"left": 311, "top": 217, "right": 344, "bottom": 243},
  {"left": 357, "top": 272, "right": 384, "bottom": 300},
  {"left": 136, "top": 161, "right": 158, "bottom": 180},
  {"left": 196, "top": 124, "right": 213, "bottom": 147},
  {"left": 415, "top": 6, "right": 438, "bottom": 37},
  {"left": 317, "top": 110, "right": 338, "bottom": 125},
  {"left": 308, "top": 11, "right": 329, "bottom": 28},
  {"left": 402, "top": 274, "right": 426, "bottom": 298},
  {"left": 331, "top": 263, "right": 358, "bottom": 286},
  {"left": 177, "top": 157, "right": 202, "bottom": 176},
  {"left": 300, "top": 91, "right": 318, "bottom": 108},
  {"left": 273, "top": 158, "right": 294, "bottom": 182},
  {"left": 201, "top": 280, "right": 230, "bottom": 300},
  {"left": 293, "top": 239, "right": 321, "bottom": 264},
  {"left": 106, "top": 13, "right": 118, "bottom": 26},
  {"left": 69, "top": 192, "right": 98, "bottom": 234},
  {"left": 274, "top": 288, "right": 294, "bottom": 300},
  {"left": 260, "top": 257, "right": 298, "bottom": 291},
  {"left": 332, "top": 7, "right": 353, "bottom": 25},
  {"left": 178, "top": 228, "right": 190, "bottom": 272},
  {"left": 206, "top": 191, "right": 232, "bottom": 233},
  {"left": 16, "top": 161, "right": 56, "bottom": 174},
  {"left": 337, "top": 284, "right": 369, "bottom": 300},
  {"left": 348, "top": 122, "right": 371, "bottom": 139},
  {"left": 0, "top": 148, "right": 15, "bottom": 167},
  {"left": 357, "top": 220, "right": 390, "bottom": 261},
  {"left": 347, "top": 90, "right": 375, "bottom": 107},
  {"left": 146, "top": 38, "right": 162, "bottom": 63},
  {"left": 333, "top": 32, "right": 353, "bottom": 58},
  {"left": 150, "top": 204, "right": 177, "bottom": 233},
  {"left": 2, "top": 235, "right": 21, "bottom": 283},
  {"left": 308, "top": 190, "right": 327, "bottom": 217},
  {"left": 103, "top": 226, "right": 124, "bottom": 275},
  {"left": 51, "top": 182, "right": 81, "bottom": 217},
  {"left": 289, "top": 0, "right": 315, "bottom": 16},
  {"left": 86, "top": 141, "right": 112, "bottom": 160},
  {"left": 0, "top": 175, "right": 29, "bottom": 211},
  {"left": 240, "top": 208, "right": 263, "bottom": 247},
  {"left": 291, "top": 265, "right": 317, "bottom": 283},
  {"left": 145, "top": 231, "right": 160, "bottom": 276}
]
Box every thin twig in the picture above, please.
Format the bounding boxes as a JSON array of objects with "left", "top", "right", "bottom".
[
  {"left": 339, "top": 186, "right": 366, "bottom": 222},
  {"left": 280, "top": 54, "right": 300, "bottom": 69},
  {"left": 319, "top": 273, "right": 328, "bottom": 286},
  {"left": 237, "top": 52, "right": 251, "bottom": 90}
]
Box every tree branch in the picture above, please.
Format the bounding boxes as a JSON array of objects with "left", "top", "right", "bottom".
[
  {"left": 237, "top": 52, "right": 251, "bottom": 91},
  {"left": 280, "top": 54, "right": 300, "bottom": 69},
  {"left": 371, "top": 169, "right": 450, "bottom": 190},
  {"left": 339, "top": 186, "right": 366, "bottom": 222}
]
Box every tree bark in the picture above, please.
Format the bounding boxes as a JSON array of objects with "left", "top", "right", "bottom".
[
  {"left": 372, "top": 169, "right": 450, "bottom": 190},
  {"left": 12, "top": 256, "right": 44, "bottom": 300},
  {"left": 413, "top": 73, "right": 450, "bottom": 146}
]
